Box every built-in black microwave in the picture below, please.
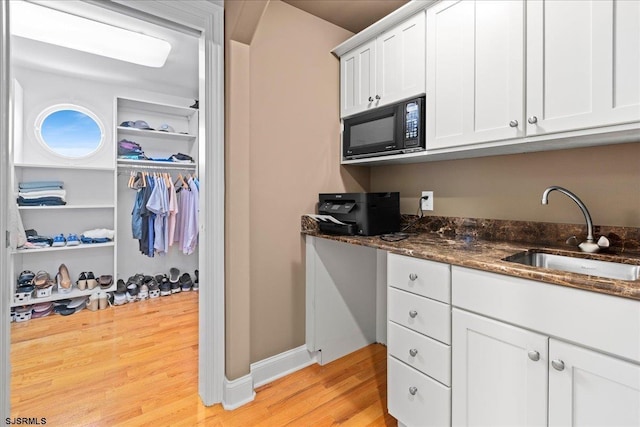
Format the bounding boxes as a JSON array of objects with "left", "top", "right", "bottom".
[{"left": 342, "top": 96, "right": 425, "bottom": 160}]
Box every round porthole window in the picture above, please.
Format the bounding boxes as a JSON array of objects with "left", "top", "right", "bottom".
[{"left": 35, "top": 105, "right": 104, "bottom": 158}]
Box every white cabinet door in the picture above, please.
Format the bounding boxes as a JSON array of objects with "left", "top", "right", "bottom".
[
  {"left": 526, "top": 0, "right": 640, "bottom": 135},
  {"left": 452, "top": 309, "right": 548, "bottom": 427},
  {"left": 376, "top": 10, "right": 425, "bottom": 107},
  {"left": 426, "top": 0, "right": 524, "bottom": 150},
  {"left": 549, "top": 339, "right": 640, "bottom": 427},
  {"left": 340, "top": 39, "right": 376, "bottom": 118}
]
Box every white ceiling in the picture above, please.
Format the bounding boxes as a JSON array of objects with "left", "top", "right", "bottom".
[{"left": 10, "top": 0, "right": 200, "bottom": 99}]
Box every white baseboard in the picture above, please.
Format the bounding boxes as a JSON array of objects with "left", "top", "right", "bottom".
[
  {"left": 251, "top": 345, "right": 319, "bottom": 388},
  {"left": 222, "top": 374, "right": 255, "bottom": 410},
  {"left": 222, "top": 345, "right": 319, "bottom": 410}
]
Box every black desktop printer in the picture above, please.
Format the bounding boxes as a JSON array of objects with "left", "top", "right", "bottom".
[{"left": 317, "top": 192, "right": 400, "bottom": 236}]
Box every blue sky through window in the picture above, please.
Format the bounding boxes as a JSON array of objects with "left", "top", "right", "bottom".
[{"left": 41, "top": 109, "right": 102, "bottom": 157}]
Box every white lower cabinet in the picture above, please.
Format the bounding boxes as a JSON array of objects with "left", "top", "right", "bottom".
[
  {"left": 548, "top": 339, "right": 640, "bottom": 427},
  {"left": 452, "top": 309, "right": 548, "bottom": 426},
  {"left": 387, "top": 254, "right": 452, "bottom": 426},
  {"left": 451, "top": 267, "right": 640, "bottom": 427}
]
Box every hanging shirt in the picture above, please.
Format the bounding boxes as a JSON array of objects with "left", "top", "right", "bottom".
[
  {"left": 146, "top": 176, "right": 156, "bottom": 257},
  {"left": 139, "top": 178, "right": 154, "bottom": 256},
  {"left": 146, "top": 176, "right": 168, "bottom": 255},
  {"left": 182, "top": 177, "right": 200, "bottom": 255},
  {"left": 131, "top": 188, "right": 144, "bottom": 240},
  {"left": 167, "top": 178, "right": 179, "bottom": 246}
]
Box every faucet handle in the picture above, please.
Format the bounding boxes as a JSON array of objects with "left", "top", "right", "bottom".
[
  {"left": 597, "top": 236, "right": 610, "bottom": 248},
  {"left": 566, "top": 236, "right": 579, "bottom": 246}
]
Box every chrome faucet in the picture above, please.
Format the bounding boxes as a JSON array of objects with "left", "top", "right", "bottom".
[{"left": 541, "top": 186, "right": 607, "bottom": 253}]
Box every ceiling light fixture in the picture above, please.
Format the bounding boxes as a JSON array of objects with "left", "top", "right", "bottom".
[{"left": 10, "top": 1, "right": 172, "bottom": 68}]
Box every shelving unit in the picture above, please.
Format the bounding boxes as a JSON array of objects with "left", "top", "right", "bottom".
[
  {"left": 11, "top": 153, "right": 117, "bottom": 314},
  {"left": 115, "top": 96, "right": 199, "bottom": 282}
]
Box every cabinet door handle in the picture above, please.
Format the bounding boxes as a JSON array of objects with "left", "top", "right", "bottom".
[
  {"left": 409, "top": 348, "right": 418, "bottom": 357},
  {"left": 368, "top": 96, "right": 374, "bottom": 102},
  {"left": 551, "top": 359, "right": 565, "bottom": 371},
  {"left": 409, "top": 310, "right": 418, "bottom": 318},
  {"left": 409, "top": 273, "right": 418, "bottom": 281},
  {"left": 375, "top": 94, "right": 381, "bottom": 100},
  {"left": 409, "top": 386, "right": 418, "bottom": 396},
  {"left": 528, "top": 350, "right": 540, "bottom": 362},
  {"left": 528, "top": 116, "right": 538, "bottom": 124},
  {"left": 509, "top": 120, "right": 518, "bottom": 128}
]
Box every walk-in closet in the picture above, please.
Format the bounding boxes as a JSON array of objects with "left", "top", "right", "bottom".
[{"left": 2, "top": 0, "right": 225, "bottom": 417}]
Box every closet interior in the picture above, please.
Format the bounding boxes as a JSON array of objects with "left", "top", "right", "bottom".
[{"left": 8, "top": 0, "right": 201, "bottom": 321}]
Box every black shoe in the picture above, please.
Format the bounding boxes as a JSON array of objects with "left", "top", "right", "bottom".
[
  {"left": 179, "top": 273, "right": 193, "bottom": 292},
  {"left": 193, "top": 270, "right": 199, "bottom": 291}
]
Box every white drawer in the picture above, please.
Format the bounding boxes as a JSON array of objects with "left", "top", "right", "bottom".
[
  {"left": 389, "top": 287, "right": 451, "bottom": 344},
  {"left": 388, "top": 321, "right": 451, "bottom": 386},
  {"left": 388, "top": 356, "right": 451, "bottom": 427},
  {"left": 388, "top": 253, "right": 451, "bottom": 303}
]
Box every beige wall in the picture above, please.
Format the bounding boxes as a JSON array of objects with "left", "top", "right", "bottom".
[
  {"left": 225, "top": 39, "right": 252, "bottom": 380},
  {"left": 248, "top": 0, "right": 368, "bottom": 364},
  {"left": 225, "top": 0, "right": 368, "bottom": 379},
  {"left": 371, "top": 142, "right": 640, "bottom": 228}
]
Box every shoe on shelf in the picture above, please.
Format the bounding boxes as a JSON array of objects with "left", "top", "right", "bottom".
[
  {"left": 169, "top": 268, "right": 180, "bottom": 284},
  {"left": 86, "top": 272, "right": 98, "bottom": 290},
  {"left": 159, "top": 277, "right": 172, "bottom": 297},
  {"left": 126, "top": 277, "right": 139, "bottom": 302},
  {"left": 77, "top": 272, "right": 88, "bottom": 290},
  {"left": 33, "top": 271, "right": 51, "bottom": 289},
  {"left": 98, "top": 292, "right": 109, "bottom": 310},
  {"left": 66, "top": 234, "right": 81, "bottom": 246},
  {"left": 17, "top": 270, "right": 35, "bottom": 286},
  {"left": 52, "top": 234, "right": 66, "bottom": 247},
  {"left": 87, "top": 293, "right": 99, "bottom": 312},
  {"left": 116, "top": 279, "right": 127, "bottom": 294},
  {"left": 99, "top": 275, "right": 113, "bottom": 290},
  {"left": 57, "top": 264, "right": 72, "bottom": 290},
  {"left": 193, "top": 269, "right": 199, "bottom": 291},
  {"left": 180, "top": 273, "right": 193, "bottom": 292}
]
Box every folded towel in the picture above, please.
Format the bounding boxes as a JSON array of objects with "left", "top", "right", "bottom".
[
  {"left": 18, "top": 185, "right": 63, "bottom": 193},
  {"left": 18, "top": 189, "right": 66, "bottom": 200},
  {"left": 17, "top": 197, "right": 66, "bottom": 206},
  {"left": 19, "top": 181, "right": 64, "bottom": 190},
  {"left": 82, "top": 228, "right": 115, "bottom": 239}
]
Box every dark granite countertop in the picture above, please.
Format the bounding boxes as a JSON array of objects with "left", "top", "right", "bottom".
[{"left": 301, "top": 216, "right": 640, "bottom": 301}]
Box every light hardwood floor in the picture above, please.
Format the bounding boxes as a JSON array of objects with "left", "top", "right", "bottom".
[{"left": 11, "top": 292, "right": 395, "bottom": 426}]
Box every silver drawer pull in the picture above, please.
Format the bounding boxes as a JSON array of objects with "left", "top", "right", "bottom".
[
  {"left": 409, "top": 310, "right": 418, "bottom": 318},
  {"left": 551, "top": 359, "right": 565, "bottom": 371},
  {"left": 409, "top": 273, "right": 418, "bottom": 281},
  {"left": 409, "top": 386, "right": 418, "bottom": 396},
  {"left": 409, "top": 348, "right": 418, "bottom": 357},
  {"left": 528, "top": 350, "right": 540, "bottom": 362},
  {"left": 509, "top": 119, "right": 518, "bottom": 127}
]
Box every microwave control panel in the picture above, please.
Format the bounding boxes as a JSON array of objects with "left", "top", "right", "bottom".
[{"left": 405, "top": 101, "right": 420, "bottom": 141}]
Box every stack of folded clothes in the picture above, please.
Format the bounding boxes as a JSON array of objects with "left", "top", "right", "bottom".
[
  {"left": 17, "top": 181, "right": 66, "bottom": 206},
  {"left": 118, "top": 139, "right": 148, "bottom": 160},
  {"left": 81, "top": 228, "right": 115, "bottom": 244}
]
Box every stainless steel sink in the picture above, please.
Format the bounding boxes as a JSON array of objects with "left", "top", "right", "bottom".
[{"left": 503, "top": 251, "right": 640, "bottom": 281}]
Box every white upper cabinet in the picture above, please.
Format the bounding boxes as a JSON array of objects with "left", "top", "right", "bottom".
[
  {"left": 526, "top": 0, "right": 640, "bottom": 135},
  {"left": 340, "top": 40, "right": 376, "bottom": 118},
  {"left": 340, "top": 11, "right": 425, "bottom": 118},
  {"left": 426, "top": 0, "right": 524, "bottom": 150},
  {"left": 375, "top": 11, "right": 426, "bottom": 109}
]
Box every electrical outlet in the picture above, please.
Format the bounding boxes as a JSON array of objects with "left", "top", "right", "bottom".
[{"left": 421, "top": 191, "right": 434, "bottom": 211}]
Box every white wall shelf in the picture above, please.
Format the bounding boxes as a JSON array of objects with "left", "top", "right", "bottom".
[
  {"left": 10, "top": 283, "right": 116, "bottom": 308},
  {"left": 117, "top": 126, "right": 196, "bottom": 142},
  {"left": 13, "top": 241, "right": 115, "bottom": 255},
  {"left": 14, "top": 163, "right": 115, "bottom": 171},
  {"left": 18, "top": 204, "right": 115, "bottom": 210}
]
